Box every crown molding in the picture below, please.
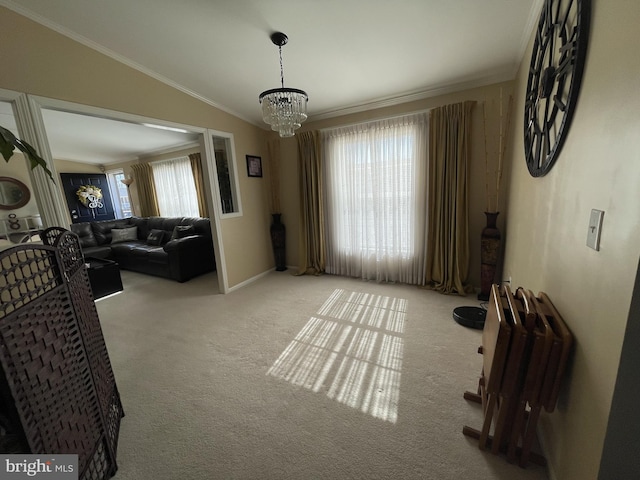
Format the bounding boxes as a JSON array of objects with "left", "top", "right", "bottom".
[
  {"left": 307, "top": 71, "right": 515, "bottom": 123},
  {"left": 0, "top": 0, "right": 261, "bottom": 128},
  {"left": 513, "top": 0, "right": 546, "bottom": 76}
]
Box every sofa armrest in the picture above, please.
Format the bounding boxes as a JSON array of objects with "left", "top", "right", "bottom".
[
  {"left": 163, "top": 234, "right": 209, "bottom": 252},
  {"left": 162, "top": 234, "right": 216, "bottom": 282}
]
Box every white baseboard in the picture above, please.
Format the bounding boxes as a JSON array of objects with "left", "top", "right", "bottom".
[
  {"left": 227, "top": 267, "right": 275, "bottom": 293},
  {"left": 226, "top": 264, "right": 300, "bottom": 293}
]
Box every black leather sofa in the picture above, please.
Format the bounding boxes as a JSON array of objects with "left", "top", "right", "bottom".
[{"left": 70, "top": 216, "right": 215, "bottom": 282}]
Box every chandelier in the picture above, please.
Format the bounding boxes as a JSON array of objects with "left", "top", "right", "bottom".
[{"left": 259, "top": 32, "right": 308, "bottom": 138}]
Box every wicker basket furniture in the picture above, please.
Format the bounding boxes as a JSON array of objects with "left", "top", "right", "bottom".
[{"left": 0, "top": 228, "right": 124, "bottom": 479}]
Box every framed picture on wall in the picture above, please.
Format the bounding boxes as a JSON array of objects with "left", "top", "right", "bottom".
[{"left": 246, "top": 155, "right": 262, "bottom": 177}]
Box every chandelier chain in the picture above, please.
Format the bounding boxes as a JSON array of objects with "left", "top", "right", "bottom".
[{"left": 279, "top": 46, "right": 285, "bottom": 89}]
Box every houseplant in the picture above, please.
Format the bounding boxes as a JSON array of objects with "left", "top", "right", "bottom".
[{"left": 0, "top": 125, "right": 54, "bottom": 180}]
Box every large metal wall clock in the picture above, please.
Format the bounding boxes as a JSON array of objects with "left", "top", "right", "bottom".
[{"left": 524, "top": 0, "right": 591, "bottom": 177}]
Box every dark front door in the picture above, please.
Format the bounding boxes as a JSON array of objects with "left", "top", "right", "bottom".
[{"left": 60, "top": 173, "right": 116, "bottom": 224}]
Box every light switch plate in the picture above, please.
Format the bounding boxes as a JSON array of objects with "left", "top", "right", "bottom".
[{"left": 587, "top": 209, "right": 604, "bottom": 251}]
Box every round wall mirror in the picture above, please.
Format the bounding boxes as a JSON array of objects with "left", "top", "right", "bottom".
[{"left": 0, "top": 177, "right": 31, "bottom": 210}]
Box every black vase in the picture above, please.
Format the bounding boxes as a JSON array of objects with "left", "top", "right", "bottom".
[
  {"left": 478, "top": 212, "right": 501, "bottom": 301},
  {"left": 270, "top": 213, "right": 287, "bottom": 271}
]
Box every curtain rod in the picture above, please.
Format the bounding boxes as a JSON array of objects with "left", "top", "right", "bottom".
[
  {"left": 149, "top": 154, "right": 191, "bottom": 165},
  {"left": 317, "top": 108, "right": 432, "bottom": 133}
]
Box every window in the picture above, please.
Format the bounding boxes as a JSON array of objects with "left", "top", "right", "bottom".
[
  {"left": 150, "top": 156, "right": 200, "bottom": 217},
  {"left": 323, "top": 113, "right": 428, "bottom": 284},
  {"left": 106, "top": 170, "right": 132, "bottom": 218}
]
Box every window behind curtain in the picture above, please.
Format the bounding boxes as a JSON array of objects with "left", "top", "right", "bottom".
[
  {"left": 106, "top": 170, "right": 132, "bottom": 218},
  {"left": 151, "top": 156, "right": 200, "bottom": 217},
  {"left": 323, "top": 113, "right": 428, "bottom": 284}
]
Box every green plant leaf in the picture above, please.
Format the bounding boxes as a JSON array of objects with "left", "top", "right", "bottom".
[
  {"left": 15, "top": 138, "right": 54, "bottom": 181},
  {"left": 0, "top": 135, "right": 15, "bottom": 161},
  {"left": 0, "top": 126, "right": 18, "bottom": 161},
  {"left": 0, "top": 125, "right": 54, "bottom": 181}
]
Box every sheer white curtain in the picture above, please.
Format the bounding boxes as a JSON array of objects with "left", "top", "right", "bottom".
[
  {"left": 151, "top": 156, "right": 200, "bottom": 217},
  {"left": 323, "top": 113, "right": 429, "bottom": 284}
]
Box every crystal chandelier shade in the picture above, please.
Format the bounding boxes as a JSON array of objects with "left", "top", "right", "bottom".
[{"left": 259, "top": 32, "right": 308, "bottom": 138}]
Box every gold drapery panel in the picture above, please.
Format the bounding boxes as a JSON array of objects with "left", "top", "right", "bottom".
[
  {"left": 189, "top": 153, "right": 209, "bottom": 218},
  {"left": 296, "top": 131, "right": 325, "bottom": 275},
  {"left": 426, "top": 101, "right": 475, "bottom": 295},
  {"left": 130, "top": 163, "right": 159, "bottom": 217}
]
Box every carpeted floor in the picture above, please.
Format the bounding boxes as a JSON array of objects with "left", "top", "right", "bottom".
[{"left": 96, "top": 270, "right": 550, "bottom": 480}]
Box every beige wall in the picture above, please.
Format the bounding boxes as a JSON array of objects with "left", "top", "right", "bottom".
[
  {"left": 502, "top": 0, "right": 640, "bottom": 478},
  {"left": 0, "top": 6, "right": 273, "bottom": 289},
  {"left": 223, "top": 129, "right": 274, "bottom": 287},
  {"left": 279, "top": 82, "right": 515, "bottom": 289}
]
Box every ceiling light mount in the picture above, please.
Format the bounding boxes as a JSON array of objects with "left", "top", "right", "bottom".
[
  {"left": 270, "top": 31, "right": 288, "bottom": 48},
  {"left": 259, "top": 31, "right": 308, "bottom": 138}
]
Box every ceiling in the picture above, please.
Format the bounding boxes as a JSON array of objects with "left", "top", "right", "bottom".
[
  {"left": 0, "top": 101, "right": 200, "bottom": 165},
  {"left": 1, "top": 0, "right": 543, "bottom": 164}
]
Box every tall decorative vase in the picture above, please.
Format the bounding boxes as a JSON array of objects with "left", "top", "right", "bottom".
[
  {"left": 270, "top": 213, "right": 287, "bottom": 271},
  {"left": 478, "top": 212, "right": 501, "bottom": 301}
]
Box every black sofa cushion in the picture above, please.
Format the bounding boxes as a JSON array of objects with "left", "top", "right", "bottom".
[
  {"left": 147, "top": 217, "right": 181, "bottom": 235},
  {"left": 146, "top": 229, "right": 166, "bottom": 246},
  {"left": 110, "top": 242, "right": 141, "bottom": 255},
  {"left": 92, "top": 219, "right": 132, "bottom": 245},
  {"left": 185, "top": 217, "right": 211, "bottom": 236},
  {"left": 170, "top": 225, "right": 195, "bottom": 240},
  {"left": 129, "top": 217, "right": 150, "bottom": 240},
  {"left": 72, "top": 222, "right": 98, "bottom": 248}
]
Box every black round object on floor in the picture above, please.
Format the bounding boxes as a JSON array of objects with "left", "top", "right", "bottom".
[{"left": 453, "top": 306, "right": 486, "bottom": 330}]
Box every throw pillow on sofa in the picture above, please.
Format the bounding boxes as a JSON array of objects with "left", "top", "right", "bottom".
[
  {"left": 111, "top": 226, "right": 138, "bottom": 244},
  {"left": 170, "top": 225, "right": 195, "bottom": 240},
  {"left": 146, "top": 229, "right": 166, "bottom": 246}
]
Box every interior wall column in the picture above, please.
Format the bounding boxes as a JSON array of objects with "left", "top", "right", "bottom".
[
  {"left": 13, "top": 94, "right": 68, "bottom": 228},
  {"left": 202, "top": 130, "right": 228, "bottom": 293}
]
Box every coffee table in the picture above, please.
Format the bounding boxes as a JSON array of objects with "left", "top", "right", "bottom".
[{"left": 85, "top": 257, "right": 123, "bottom": 299}]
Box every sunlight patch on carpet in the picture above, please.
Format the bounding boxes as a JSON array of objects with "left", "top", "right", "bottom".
[{"left": 267, "top": 288, "right": 406, "bottom": 423}]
